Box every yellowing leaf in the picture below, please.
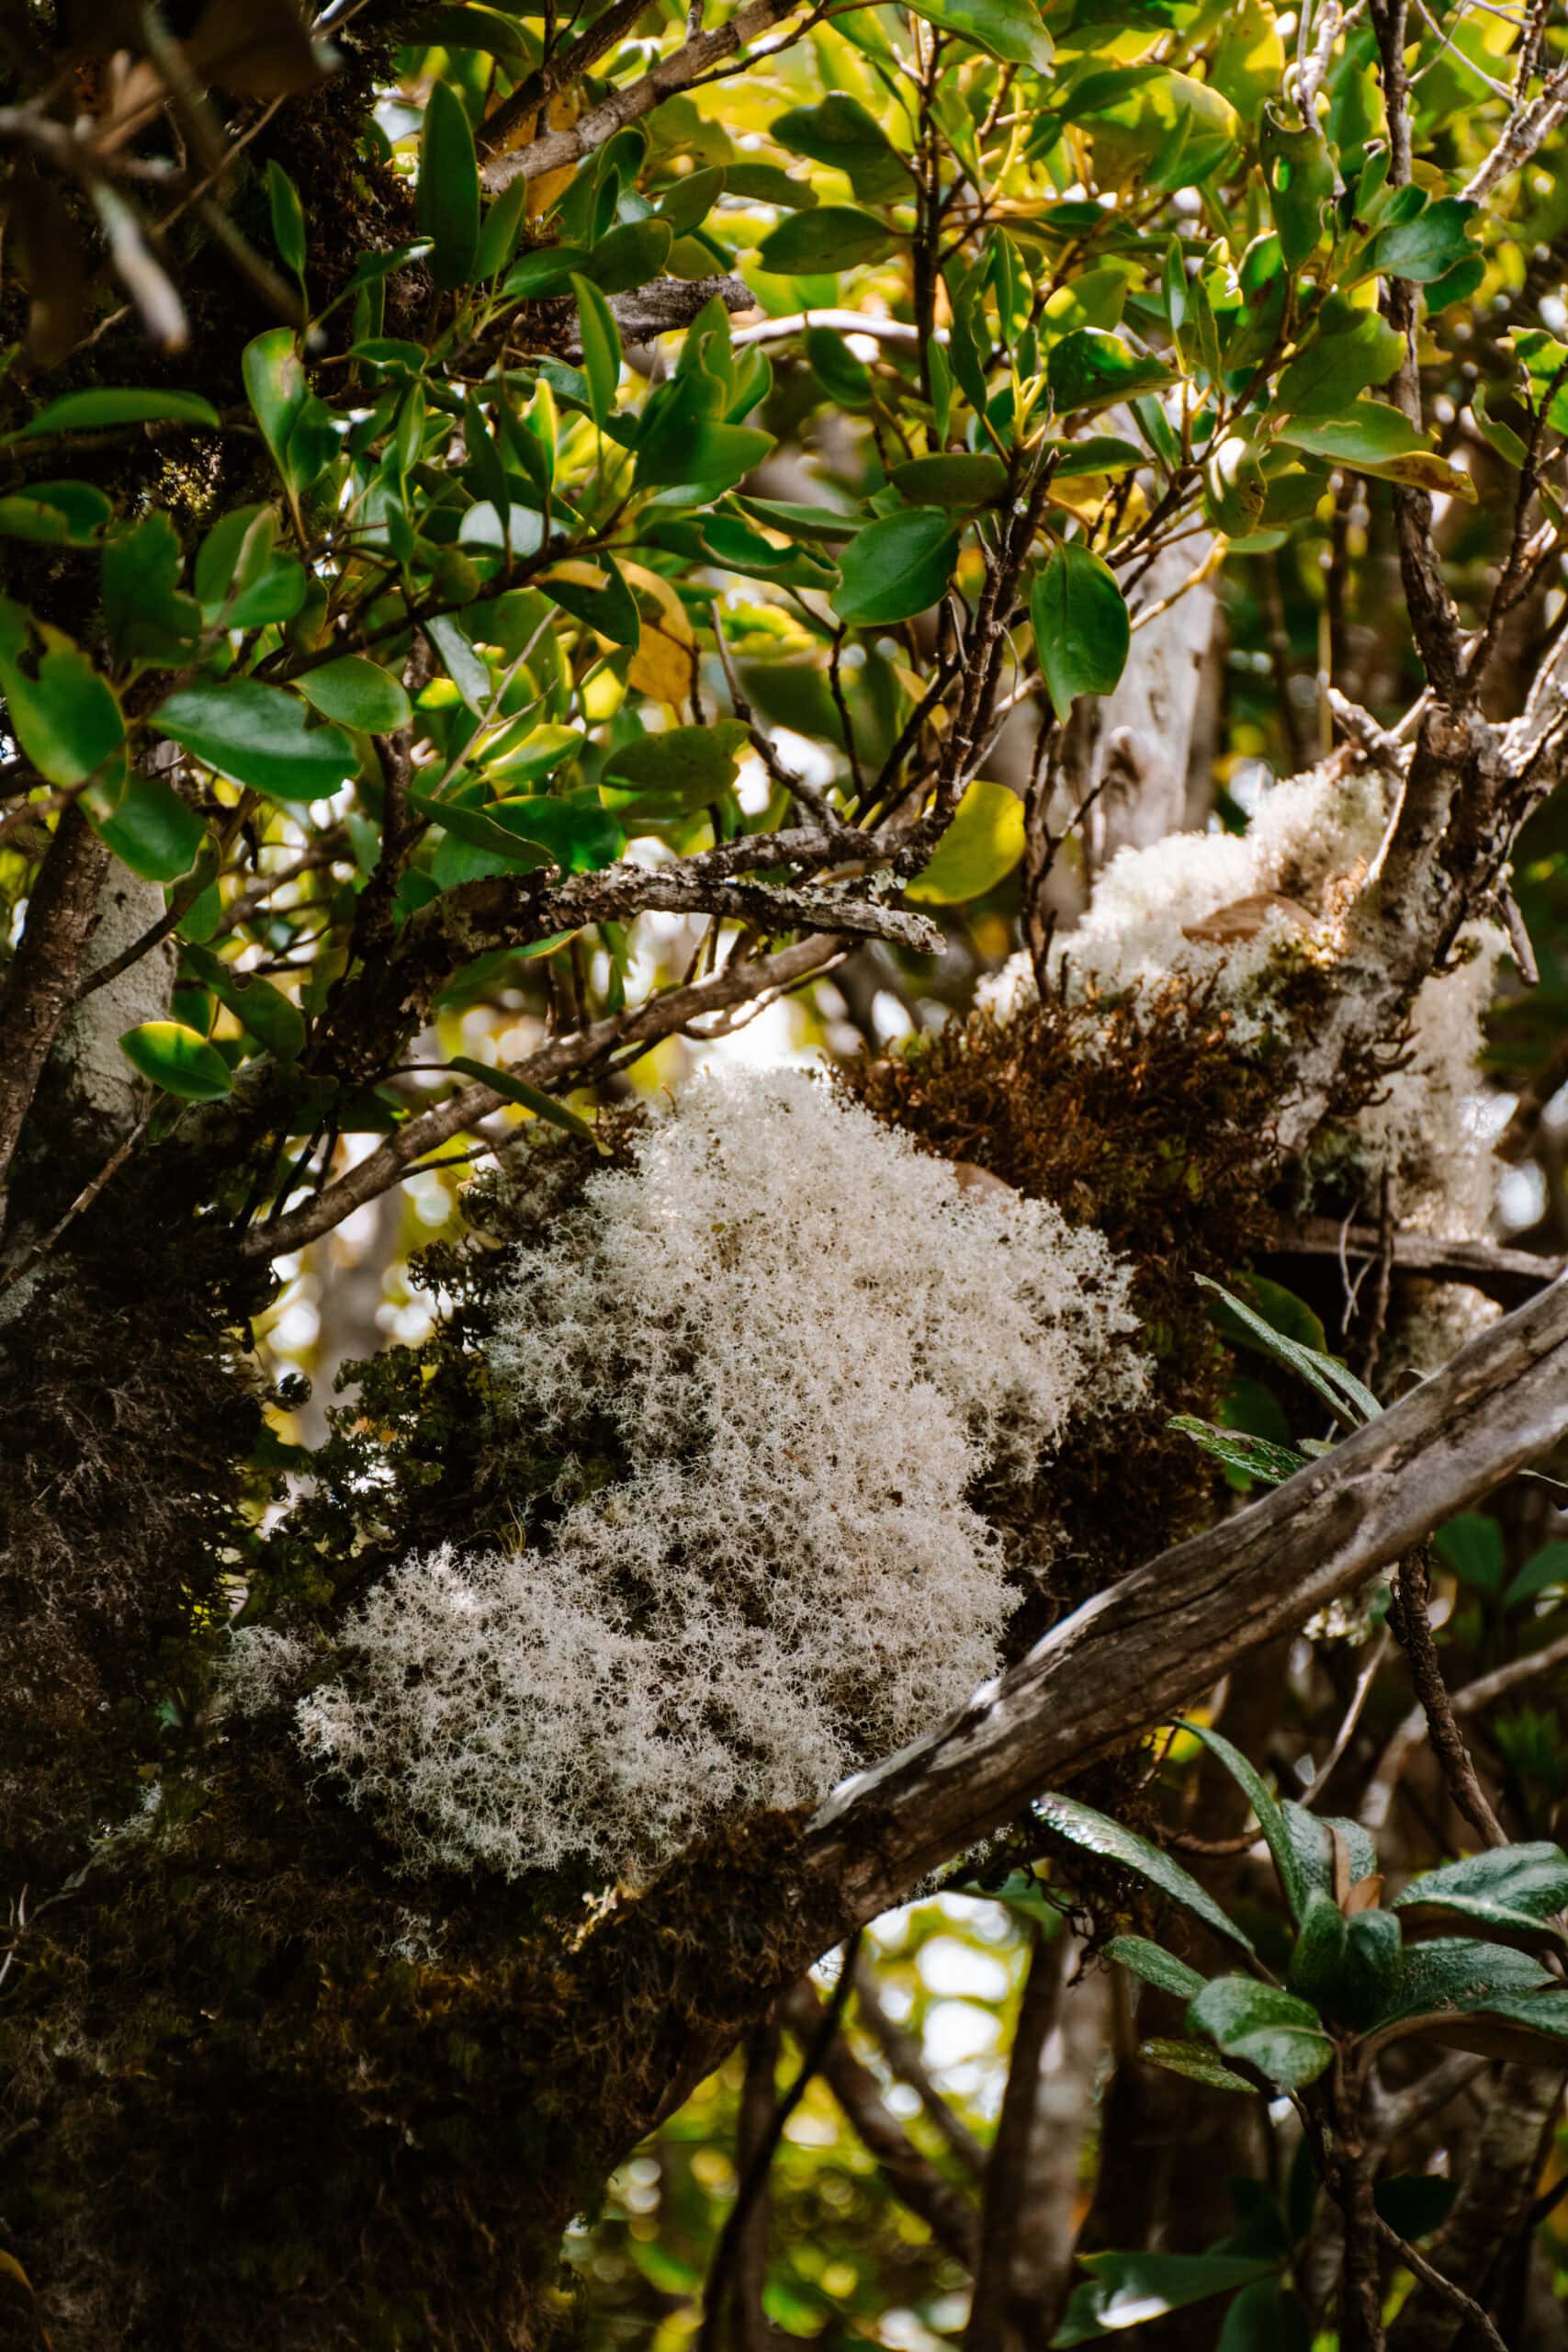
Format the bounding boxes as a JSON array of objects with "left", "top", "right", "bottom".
[{"left": 908, "top": 778, "right": 1024, "bottom": 904}]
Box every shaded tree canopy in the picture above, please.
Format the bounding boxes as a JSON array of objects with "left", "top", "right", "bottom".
[{"left": 8, "top": 1, "right": 1568, "bottom": 2346}]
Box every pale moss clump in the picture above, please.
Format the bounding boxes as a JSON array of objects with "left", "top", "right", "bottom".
[{"left": 297, "top": 1068, "right": 1147, "bottom": 1884}]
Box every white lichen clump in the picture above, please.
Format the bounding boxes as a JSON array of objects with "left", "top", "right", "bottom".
[
  {"left": 985, "top": 767, "right": 1506, "bottom": 1236},
  {"left": 984, "top": 764, "right": 1390, "bottom": 1036},
  {"left": 297, "top": 1069, "right": 1147, "bottom": 1883}
]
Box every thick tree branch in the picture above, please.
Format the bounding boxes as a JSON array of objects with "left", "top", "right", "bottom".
[{"left": 0, "top": 808, "right": 110, "bottom": 1234}]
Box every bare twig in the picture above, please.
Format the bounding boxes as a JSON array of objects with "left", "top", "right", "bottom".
[
  {"left": 1363, "top": 1622, "right": 1568, "bottom": 1835},
  {"left": 1387, "top": 1548, "right": 1509, "bottom": 1848},
  {"left": 1374, "top": 2215, "right": 1508, "bottom": 2351}
]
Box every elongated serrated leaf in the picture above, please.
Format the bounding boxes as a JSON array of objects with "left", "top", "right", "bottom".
[
  {"left": 1035, "top": 1792, "right": 1256, "bottom": 1954},
  {"left": 1197, "top": 1274, "right": 1382, "bottom": 1425},
  {"left": 1168, "top": 1416, "right": 1308, "bottom": 1487},
  {"left": 447, "top": 1056, "right": 605, "bottom": 1147},
  {"left": 1106, "top": 1936, "right": 1206, "bottom": 2001},
  {"left": 1179, "top": 1722, "right": 1312, "bottom": 1926}
]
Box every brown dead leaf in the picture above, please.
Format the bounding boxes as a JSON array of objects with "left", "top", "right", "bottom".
[
  {"left": 186, "top": 0, "right": 337, "bottom": 97},
  {"left": 1181, "top": 891, "right": 1316, "bottom": 946}
]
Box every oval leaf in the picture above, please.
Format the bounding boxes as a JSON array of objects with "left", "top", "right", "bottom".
[
  {"left": 1031, "top": 540, "right": 1130, "bottom": 722},
  {"left": 153, "top": 682, "right": 358, "bottom": 801},
  {"left": 119, "top": 1020, "right": 232, "bottom": 1102},
  {"left": 834, "top": 507, "right": 959, "bottom": 628},
  {"left": 908, "top": 777, "right": 1025, "bottom": 904},
  {"left": 295, "top": 656, "right": 412, "bottom": 733}
]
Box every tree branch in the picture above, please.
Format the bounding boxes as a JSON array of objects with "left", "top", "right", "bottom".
[{"left": 0, "top": 808, "right": 111, "bottom": 1234}]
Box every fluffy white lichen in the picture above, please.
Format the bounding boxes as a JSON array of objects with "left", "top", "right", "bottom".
[
  {"left": 298, "top": 1068, "right": 1147, "bottom": 1883},
  {"left": 984, "top": 767, "right": 1505, "bottom": 1237},
  {"left": 984, "top": 764, "right": 1390, "bottom": 1038}
]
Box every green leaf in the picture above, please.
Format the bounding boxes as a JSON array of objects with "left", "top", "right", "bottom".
[
  {"left": 474, "top": 176, "right": 532, "bottom": 280},
  {"left": 1366, "top": 1935, "right": 1556, "bottom": 2041},
  {"left": 4, "top": 388, "right": 220, "bottom": 443},
  {"left": 152, "top": 682, "right": 358, "bottom": 802},
  {"left": 1286, "top": 1891, "right": 1349, "bottom": 2008},
  {"left": 101, "top": 512, "right": 201, "bottom": 668},
  {"left": 1280, "top": 1802, "right": 1380, "bottom": 1909},
  {"left": 833, "top": 507, "right": 959, "bottom": 627},
  {"left": 805, "top": 325, "right": 874, "bottom": 412},
  {"left": 1168, "top": 1415, "right": 1309, "bottom": 1487},
  {"left": 1179, "top": 1722, "right": 1313, "bottom": 1926},
  {"left": 1031, "top": 541, "right": 1129, "bottom": 722},
  {"left": 94, "top": 774, "right": 207, "bottom": 884},
  {"left": 1363, "top": 197, "right": 1478, "bottom": 288},
  {"left": 1137, "top": 2038, "right": 1258, "bottom": 2096},
  {"left": 418, "top": 79, "right": 481, "bottom": 289},
  {"left": 500, "top": 244, "right": 592, "bottom": 300},
  {"left": 1275, "top": 300, "right": 1404, "bottom": 415},
  {"left": 1048, "top": 328, "right": 1177, "bottom": 417},
  {"left": 118, "top": 1020, "right": 232, "bottom": 1102},
  {"left": 242, "top": 329, "right": 337, "bottom": 498},
  {"left": 601, "top": 718, "right": 750, "bottom": 820},
  {"left": 416, "top": 5, "right": 533, "bottom": 63},
  {"left": 905, "top": 0, "right": 1052, "bottom": 71},
  {"left": 294, "top": 656, "right": 412, "bottom": 733},
  {"left": 1339, "top": 1909, "right": 1403, "bottom": 2030},
  {"left": 478, "top": 792, "right": 624, "bottom": 873},
  {"left": 1506, "top": 1541, "right": 1568, "bottom": 1610},
  {"left": 1105, "top": 1935, "right": 1206, "bottom": 2002},
  {"left": 908, "top": 777, "right": 1024, "bottom": 904},
  {"left": 771, "top": 96, "right": 907, "bottom": 203},
  {"left": 181, "top": 941, "right": 307, "bottom": 1059},
  {"left": 449, "top": 1056, "right": 606, "bottom": 1148},
  {"left": 570, "top": 274, "right": 622, "bottom": 428},
  {"left": 1259, "top": 106, "right": 1334, "bottom": 270},
  {"left": 1375, "top": 2175, "right": 1457, "bottom": 2243},
  {"left": 266, "top": 159, "right": 307, "bottom": 278},
  {"left": 757, "top": 207, "right": 897, "bottom": 276},
  {"left": 0, "top": 481, "right": 113, "bottom": 545},
  {"left": 582, "top": 218, "right": 673, "bottom": 295},
  {"left": 1215, "top": 2281, "right": 1311, "bottom": 2352},
  {"left": 1197, "top": 1273, "right": 1382, "bottom": 1425},
  {"left": 540, "top": 557, "right": 642, "bottom": 650},
  {"left": 1186, "top": 1976, "right": 1332, "bottom": 2089},
  {"left": 1035, "top": 1792, "right": 1256, "bottom": 1955},
  {"left": 1433, "top": 1513, "right": 1506, "bottom": 1597},
  {"left": 1276, "top": 401, "right": 1474, "bottom": 498},
  {"left": 0, "top": 600, "right": 125, "bottom": 789},
  {"left": 889, "top": 452, "right": 1008, "bottom": 508},
  {"left": 425, "top": 613, "right": 496, "bottom": 712},
  {"left": 1393, "top": 1843, "right": 1568, "bottom": 1949},
  {"left": 1052, "top": 2252, "right": 1276, "bottom": 2346}
]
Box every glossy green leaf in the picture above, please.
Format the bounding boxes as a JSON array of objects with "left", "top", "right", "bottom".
[
  {"left": 888, "top": 452, "right": 1008, "bottom": 508},
  {"left": 1505, "top": 1541, "right": 1568, "bottom": 1610},
  {"left": 153, "top": 682, "right": 358, "bottom": 801},
  {"left": 771, "top": 96, "right": 907, "bottom": 203},
  {"left": 181, "top": 941, "right": 307, "bottom": 1059},
  {"left": 1215, "top": 2280, "right": 1311, "bottom": 2352},
  {"left": 0, "top": 600, "right": 125, "bottom": 789},
  {"left": 449, "top": 1057, "right": 607, "bottom": 1148},
  {"left": 418, "top": 4, "right": 533, "bottom": 62},
  {"left": 118, "top": 1020, "right": 232, "bottom": 1102},
  {"left": 1363, "top": 197, "right": 1478, "bottom": 287},
  {"left": 242, "top": 330, "right": 338, "bottom": 497},
  {"left": 94, "top": 773, "right": 207, "bottom": 884},
  {"left": 1286, "top": 1892, "right": 1349, "bottom": 2008},
  {"left": 418, "top": 79, "right": 481, "bottom": 288},
  {"left": 1259, "top": 106, "right": 1335, "bottom": 270},
  {"left": 908, "top": 778, "right": 1024, "bottom": 903},
  {"left": 6, "top": 388, "right": 220, "bottom": 443},
  {"left": 602, "top": 719, "right": 750, "bottom": 820},
  {"left": 1137, "top": 2038, "right": 1258, "bottom": 2096},
  {"left": 1280, "top": 1802, "right": 1380, "bottom": 1909},
  {"left": 1105, "top": 1936, "right": 1206, "bottom": 2002},
  {"left": 1048, "top": 329, "right": 1177, "bottom": 417},
  {"left": 1274, "top": 300, "right": 1404, "bottom": 415},
  {"left": 582, "top": 219, "right": 673, "bottom": 296},
  {"left": 267, "top": 159, "right": 307, "bottom": 278},
  {"left": 480, "top": 792, "right": 624, "bottom": 873},
  {"left": 0, "top": 481, "right": 113, "bottom": 545},
  {"left": 1035, "top": 1792, "right": 1256, "bottom": 1954},
  {"left": 1179, "top": 1722, "right": 1313, "bottom": 1925},
  {"left": 295, "top": 656, "right": 412, "bottom": 733},
  {"left": 1031, "top": 541, "right": 1130, "bottom": 721},
  {"left": 906, "top": 0, "right": 1052, "bottom": 70},
  {"left": 1168, "top": 1415, "right": 1309, "bottom": 1487},
  {"left": 570, "top": 274, "right": 622, "bottom": 428},
  {"left": 101, "top": 512, "right": 201, "bottom": 668},
  {"left": 1338, "top": 1909, "right": 1404, "bottom": 2030},
  {"left": 1197, "top": 1274, "right": 1382, "bottom": 1424},
  {"left": 1186, "top": 1976, "right": 1332, "bottom": 2089},
  {"left": 1393, "top": 1843, "right": 1568, "bottom": 1948},
  {"left": 1367, "top": 1936, "right": 1556, "bottom": 2040},
  {"left": 757, "top": 207, "right": 897, "bottom": 276},
  {"left": 1276, "top": 401, "right": 1475, "bottom": 497},
  {"left": 834, "top": 507, "right": 959, "bottom": 627},
  {"left": 1053, "top": 2251, "right": 1275, "bottom": 2346},
  {"left": 1433, "top": 1512, "right": 1506, "bottom": 1596},
  {"left": 411, "top": 790, "right": 555, "bottom": 878}
]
